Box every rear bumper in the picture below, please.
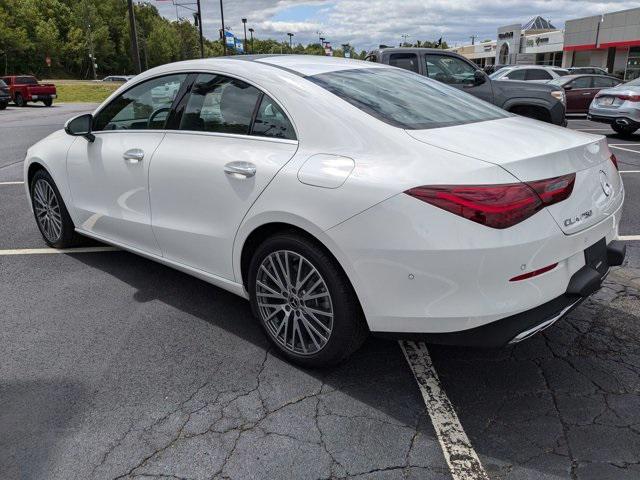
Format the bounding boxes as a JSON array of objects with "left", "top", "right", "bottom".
[
  {"left": 375, "top": 240, "right": 626, "bottom": 347},
  {"left": 588, "top": 113, "right": 640, "bottom": 129}
]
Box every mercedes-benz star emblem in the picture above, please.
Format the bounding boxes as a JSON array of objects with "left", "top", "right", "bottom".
[{"left": 599, "top": 170, "right": 612, "bottom": 197}]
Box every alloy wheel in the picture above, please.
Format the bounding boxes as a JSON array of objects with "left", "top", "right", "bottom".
[
  {"left": 33, "top": 179, "right": 63, "bottom": 242},
  {"left": 256, "top": 250, "right": 334, "bottom": 356}
]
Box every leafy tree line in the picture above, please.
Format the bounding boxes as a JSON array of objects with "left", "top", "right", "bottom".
[
  {"left": 0, "top": 0, "right": 441, "bottom": 79},
  {"left": 0, "top": 0, "right": 363, "bottom": 78}
]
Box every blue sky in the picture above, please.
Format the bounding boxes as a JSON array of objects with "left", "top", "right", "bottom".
[{"left": 151, "top": 0, "right": 640, "bottom": 51}]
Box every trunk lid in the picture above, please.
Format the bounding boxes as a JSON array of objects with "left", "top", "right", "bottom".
[{"left": 407, "top": 116, "right": 623, "bottom": 234}]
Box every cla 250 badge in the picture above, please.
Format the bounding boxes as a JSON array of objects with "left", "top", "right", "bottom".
[{"left": 564, "top": 209, "right": 593, "bottom": 227}]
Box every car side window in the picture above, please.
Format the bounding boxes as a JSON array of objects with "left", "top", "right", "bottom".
[
  {"left": 526, "top": 69, "right": 552, "bottom": 80},
  {"left": 179, "top": 73, "right": 261, "bottom": 135},
  {"left": 592, "top": 77, "right": 617, "bottom": 88},
  {"left": 424, "top": 55, "right": 475, "bottom": 84},
  {"left": 93, "top": 74, "right": 187, "bottom": 131},
  {"left": 252, "top": 95, "right": 296, "bottom": 140},
  {"left": 571, "top": 77, "right": 593, "bottom": 89},
  {"left": 389, "top": 53, "right": 419, "bottom": 73},
  {"left": 504, "top": 69, "right": 526, "bottom": 80}
]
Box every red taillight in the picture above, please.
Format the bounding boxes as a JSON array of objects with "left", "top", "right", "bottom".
[
  {"left": 617, "top": 94, "right": 640, "bottom": 102},
  {"left": 509, "top": 263, "right": 558, "bottom": 282},
  {"left": 610, "top": 153, "right": 619, "bottom": 170},
  {"left": 405, "top": 174, "right": 575, "bottom": 229}
]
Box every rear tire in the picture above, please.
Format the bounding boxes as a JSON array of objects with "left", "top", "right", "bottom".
[
  {"left": 29, "top": 169, "right": 80, "bottom": 248},
  {"left": 0, "top": 101, "right": 7, "bottom": 110},
  {"left": 14, "top": 93, "right": 25, "bottom": 107},
  {"left": 248, "top": 232, "right": 368, "bottom": 367},
  {"left": 611, "top": 123, "right": 638, "bottom": 137},
  {"left": 43, "top": 98, "right": 53, "bottom": 107}
]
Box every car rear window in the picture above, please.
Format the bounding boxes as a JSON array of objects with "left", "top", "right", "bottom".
[
  {"left": 306, "top": 67, "right": 509, "bottom": 130},
  {"left": 16, "top": 76, "right": 38, "bottom": 85}
]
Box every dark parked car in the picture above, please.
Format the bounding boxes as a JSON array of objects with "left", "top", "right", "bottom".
[
  {"left": 548, "top": 74, "right": 622, "bottom": 114},
  {"left": 0, "top": 79, "right": 10, "bottom": 109},
  {"left": 366, "top": 48, "right": 566, "bottom": 125}
]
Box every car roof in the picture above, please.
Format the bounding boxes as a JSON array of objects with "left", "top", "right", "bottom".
[
  {"left": 505, "top": 65, "right": 566, "bottom": 70},
  {"left": 144, "top": 55, "right": 387, "bottom": 78}
]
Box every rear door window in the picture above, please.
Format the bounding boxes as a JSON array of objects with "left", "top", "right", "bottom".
[
  {"left": 179, "top": 73, "right": 261, "bottom": 135},
  {"left": 571, "top": 77, "right": 593, "bottom": 89},
  {"left": 592, "top": 77, "right": 619, "bottom": 88},
  {"left": 504, "top": 69, "right": 526, "bottom": 80},
  {"left": 525, "top": 69, "right": 553, "bottom": 80},
  {"left": 388, "top": 53, "right": 419, "bottom": 73}
]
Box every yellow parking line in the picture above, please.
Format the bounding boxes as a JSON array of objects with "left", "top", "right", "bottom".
[{"left": 0, "top": 246, "right": 119, "bottom": 255}]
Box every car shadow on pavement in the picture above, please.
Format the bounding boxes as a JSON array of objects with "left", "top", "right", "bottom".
[{"left": 70, "top": 249, "right": 450, "bottom": 479}]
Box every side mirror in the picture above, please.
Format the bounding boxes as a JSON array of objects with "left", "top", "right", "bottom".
[
  {"left": 473, "top": 69, "right": 487, "bottom": 86},
  {"left": 563, "top": 85, "right": 573, "bottom": 91},
  {"left": 65, "top": 113, "right": 95, "bottom": 142}
]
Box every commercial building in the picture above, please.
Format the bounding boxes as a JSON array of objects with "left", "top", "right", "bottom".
[
  {"left": 564, "top": 8, "right": 640, "bottom": 79},
  {"left": 451, "top": 7, "right": 640, "bottom": 80}
]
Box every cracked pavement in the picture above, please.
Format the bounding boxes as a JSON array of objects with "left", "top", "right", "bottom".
[{"left": 1, "top": 108, "right": 640, "bottom": 480}]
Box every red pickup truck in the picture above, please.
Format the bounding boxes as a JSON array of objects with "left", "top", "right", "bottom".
[{"left": 1, "top": 76, "right": 57, "bottom": 107}]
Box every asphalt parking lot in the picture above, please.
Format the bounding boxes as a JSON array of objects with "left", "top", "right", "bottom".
[{"left": 1, "top": 104, "right": 639, "bottom": 480}]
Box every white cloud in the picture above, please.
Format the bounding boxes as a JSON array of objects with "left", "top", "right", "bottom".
[{"left": 154, "top": 0, "right": 640, "bottom": 51}]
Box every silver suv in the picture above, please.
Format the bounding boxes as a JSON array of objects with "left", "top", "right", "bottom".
[{"left": 588, "top": 76, "right": 640, "bottom": 136}]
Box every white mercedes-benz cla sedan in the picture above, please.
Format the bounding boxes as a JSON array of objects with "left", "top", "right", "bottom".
[{"left": 25, "top": 55, "right": 625, "bottom": 367}]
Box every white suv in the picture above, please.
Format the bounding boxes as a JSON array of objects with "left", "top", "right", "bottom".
[{"left": 491, "top": 65, "right": 569, "bottom": 83}]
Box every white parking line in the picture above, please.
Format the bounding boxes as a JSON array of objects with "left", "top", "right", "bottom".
[
  {"left": 399, "top": 341, "right": 489, "bottom": 480},
  {"left": 0, "top": 246, "right": 119, "bottom": 255},
  {"left": 619, "top": 235, "right": 640, "bottom": 241},
  {"left": 0, "top": 181, "right": 24, "bottom": 185},
  {"left": 610, "top": 145, "right": 640, "bottom": 154},
  {"left": 620, "top": 170, "right": 640, "bottom": 174}
]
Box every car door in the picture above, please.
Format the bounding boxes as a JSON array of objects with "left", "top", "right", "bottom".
[
  {"left": 66, "top": 73, "right": 188, "bottom": 254},
  {"left": 148, "top": 73, "right": 298, "bottom": 280},
  {"left": 565, "top": 76, "right": 594, "bottom": 113},
  {"left": 424, "top": 54, "right": 493, "bottom": 103}
]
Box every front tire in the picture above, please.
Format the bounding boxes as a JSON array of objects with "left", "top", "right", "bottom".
[
  {"left": 14, "top": 93, "right": 25, "bottom": 107},
  {"left": 248, "top": 232, "right": 368, "bottom": 367},
  {"left": 30, "top": 170, "right": 79, "bottom": 248},
  {"left": 612, "top": 123, "right": 638, "bottom": 137},
  {"left": 0, "top": 101, "right": 7, "bottom": 110}
]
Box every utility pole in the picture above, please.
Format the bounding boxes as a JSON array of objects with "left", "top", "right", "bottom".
[
  {"left": 401, "top": 34, "right": 409, "bottom": 47},
  {"left": 287, "top": 32, "right": 294, "bottom": 50},
  {"left": 469, "top": 35, "right": 476, "bottom": 45},
  {"left": 242, "top": 18, "right": 247, "bottom": 54},
  {"left": 219, "top": 0, "right": 227, "bottom": 56},
  {"left": 196, "top": 0, "right": 204, "bottom": 57},
  {"left": 127, "top": 0, "right": 142, "bottom": 73},
  {"left": 248, "top": 28, "right": 254, "bottom": 53}
]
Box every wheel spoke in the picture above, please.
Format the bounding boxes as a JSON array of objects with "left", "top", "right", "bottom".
[{"left": 257, "top": 249, "right": 333, "bottom": 356}]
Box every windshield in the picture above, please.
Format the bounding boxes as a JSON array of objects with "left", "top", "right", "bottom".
[{"left": 307, "top": 68, "right": 509, "bottom": 130}]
